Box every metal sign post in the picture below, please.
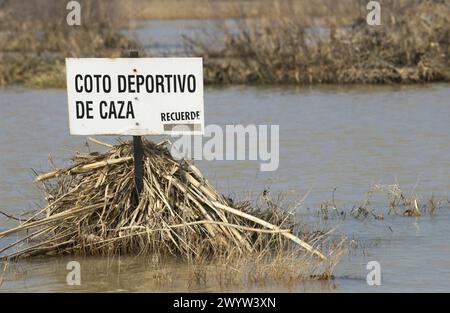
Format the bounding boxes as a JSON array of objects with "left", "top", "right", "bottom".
[{"left": 129, "top": 50, "right": 143, "bottom": 204}]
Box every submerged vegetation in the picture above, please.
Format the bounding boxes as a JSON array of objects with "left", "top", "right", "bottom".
[{"left": 318, "top": 183, "right": 450, "bottom": 221}]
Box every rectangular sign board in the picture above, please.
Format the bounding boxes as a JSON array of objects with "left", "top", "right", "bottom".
[{"left": 66, "top": 58, "right": 204, "bottom": 135}]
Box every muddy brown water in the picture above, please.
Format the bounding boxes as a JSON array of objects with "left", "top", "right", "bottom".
[{"left": 1, "top": 83, "right": 450, "bottom": 292}]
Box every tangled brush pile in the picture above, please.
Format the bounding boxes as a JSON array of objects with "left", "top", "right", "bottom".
[{"left": 0, "top": 138, "right": 325, "bottom": 261}]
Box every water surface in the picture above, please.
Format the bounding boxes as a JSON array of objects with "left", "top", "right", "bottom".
[{"left": 1, "top": 84, "right": 450, "bottom": 292}]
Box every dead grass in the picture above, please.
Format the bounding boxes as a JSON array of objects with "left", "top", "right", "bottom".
[
  {"left": 188, "top": 1, "right": 450, "bottom": 85},
  {"left": 0, "top": 1, "right": 141, "bottom": 88},
  {"left": 135, "top": 0, "right": 255, "bottom": 20},
  {"left": 134, "top": 0, "right": 365, "bottom": 21},
  {"left": 351, "top": 183, "right": 447, "bottom": 220},
  {"left": 316, "top": 182, "right": 449, "bottom": 222},
  {"left": 1, "top": 0, "right": 449, "bottom": 87}
]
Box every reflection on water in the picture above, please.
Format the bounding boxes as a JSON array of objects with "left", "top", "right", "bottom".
[
  {"left": 1, "top": 83, "right": 450, "bottom": 292},
  {"left": 2, "top": 255, "right": 342, "bottom": 292}
]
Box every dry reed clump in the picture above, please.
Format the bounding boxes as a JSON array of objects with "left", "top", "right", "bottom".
[
  {"left": 0, "top": 138, "right": 342, "bottom": 278},
  {"left": 0, "top": 25, "right": 140, "bottom": 88},
  {"left": 2, "top": 30, "right": 139, "bottom": 88},
  {"left": 187, "top": 2, "right": 450, "bottom": 85},
  {"left": 316, "top": 183, "right": 448, "bottom": 222},
  {"left": 0, "top": 1, "right": 141, "bottom": 88},
  {"left": 350, "top": 184, "right": 446, "bottom": 220}
]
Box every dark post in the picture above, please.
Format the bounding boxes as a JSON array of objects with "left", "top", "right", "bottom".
[
  {"left": 133, "top": 135, "right": 144, "bottom": 202},
  {"left": 129, "top": 50, "right": 143, "bottom": 204}
]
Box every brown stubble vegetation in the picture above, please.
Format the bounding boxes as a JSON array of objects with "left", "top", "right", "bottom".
[
  {"left": 134, "top": 0, "right": 363, "bottom": 21},
  {"left": 187, "top": 1, "right": 450, "bottom": 85},
  {"left": 350, "top": 183, "right": 449, "bottom": 219},
  {"left": 317, "top": 183, "right": 450, "bottom": 221},
  {"left": 0, "top": 0, "right": 141, "bottom": 88},
  {"left": 1, "top": 0, "right": 450, "bottom": 87}
]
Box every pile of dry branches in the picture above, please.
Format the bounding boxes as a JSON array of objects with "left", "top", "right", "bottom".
[{"left": 0, "top": 138, "right": 327, "bottom": 261}]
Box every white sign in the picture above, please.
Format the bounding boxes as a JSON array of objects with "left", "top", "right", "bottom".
[{"left": 65, "top": 58, "right": 204, "bottom": 135}]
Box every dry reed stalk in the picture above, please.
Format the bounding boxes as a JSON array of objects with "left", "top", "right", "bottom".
[
  {"left": 212, "top": 201, "right": 326, "bottom": 260},
  {"left": 36, "top": 157, "right": 133, "bottom": 181},
  {"left": 0, "top": 260, "right": 8, "bottom": 287}
]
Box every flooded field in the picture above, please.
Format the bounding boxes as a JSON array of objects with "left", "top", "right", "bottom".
[{"left": 1, "top": 83, "right": 450, "bottom": 292}]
